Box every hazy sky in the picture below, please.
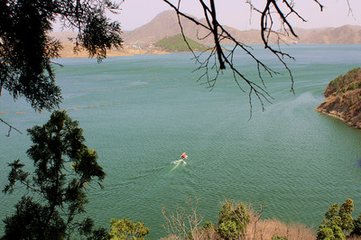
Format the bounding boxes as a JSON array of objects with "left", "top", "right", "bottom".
[{"left": 116, "top": 0, "right": 361, "bottom": 31}]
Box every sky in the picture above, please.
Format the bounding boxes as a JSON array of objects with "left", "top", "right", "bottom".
[{"left": 116, "top": 0, "right": 361, "bottom": 31}]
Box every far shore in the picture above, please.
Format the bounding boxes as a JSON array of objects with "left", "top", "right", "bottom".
[{"left": 59, "top": 44, "right": 169, "bottom": 58}]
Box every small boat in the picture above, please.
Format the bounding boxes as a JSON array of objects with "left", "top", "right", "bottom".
[{"left": 180, "top": 152, "right": 188, "bottom": 160}]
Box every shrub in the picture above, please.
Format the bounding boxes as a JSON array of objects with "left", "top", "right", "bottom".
[
  {"left": 109, "top": 219, "right": 149, "bottom": 240},
  {"left": 272, "top": 236, "right": 288, "bottom": 240},
  {"left": 217, "top": 200, "right": 250, "bottom": 240},
  {"left": 317, "top": 225, "right": 336, "bottom": 240},
  {"left": 317, "top": 199, "right": 355, "bottom": 240}
]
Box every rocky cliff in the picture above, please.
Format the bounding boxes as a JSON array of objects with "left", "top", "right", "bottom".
[{"left": 317, "top": 68, "right": 361, "bottom": 128}]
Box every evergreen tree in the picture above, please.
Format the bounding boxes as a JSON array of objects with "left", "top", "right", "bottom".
[
  {"left": 317, "top": 199, "right": 355, "bottom": 240},
  {"left": 339, "top": 199, "right": 354, "bottom": 235},
  {"left": 0, "top": 0, "right": 122, "bottom": 111},
  {"left": 217, "top": 200, "right": 250, "bottom": 240},
  {"left": 109, "top": 219, "right": 149, "bottom": 240},
  {"left": 2, "top": 110, "right": 106, "bottom": 240}
]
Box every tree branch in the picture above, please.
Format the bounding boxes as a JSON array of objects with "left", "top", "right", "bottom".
[
  {"left": 209, "top": 0, "right": 225, "bottom": 69},
  {"left": 0, "top": 118, "right": 23, "bottom": 137},
  {"left": 162, "top": 0, "right": 330, "bottom": 114}
]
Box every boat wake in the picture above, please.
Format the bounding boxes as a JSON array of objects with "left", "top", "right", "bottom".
[{"left": 171, "top": 159, "right": 187, "bottom": 171}]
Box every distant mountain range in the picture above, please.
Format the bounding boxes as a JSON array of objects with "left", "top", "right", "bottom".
[
  {"left": 123, "top": 10, "right": 361, "bottom": 46},
  {"left": 54, "top": 10, "right": 361, "bottom": 57}
]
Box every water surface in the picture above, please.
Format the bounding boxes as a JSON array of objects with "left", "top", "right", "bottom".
[{"left": 1, "top": 45, "right": 361, "bottom": 238}]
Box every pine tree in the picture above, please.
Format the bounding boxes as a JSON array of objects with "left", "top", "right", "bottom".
[{"left": 2, "top": 110, "right": 107, "bottom": 240}]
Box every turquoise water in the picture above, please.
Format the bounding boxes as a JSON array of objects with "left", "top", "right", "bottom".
[{"left": 1, "top": 45, "right": 361, "bottom": 238}]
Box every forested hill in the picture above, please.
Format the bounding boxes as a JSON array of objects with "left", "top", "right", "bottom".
[{"left": 317, "top": 68, "right": 361, "bottom": 129}]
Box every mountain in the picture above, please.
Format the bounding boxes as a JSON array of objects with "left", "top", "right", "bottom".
[
  {"left": 123, "top": 10, "right": 361, "bottom": 46},
  {"left": 296, "top": 25, "right": 361, "bottom": 44},
  {"left": 53, "top": 11, "right": 361, "bottom": 57},
  {"left": 123, "top": 10, "right": 264, "bottom": 46}
]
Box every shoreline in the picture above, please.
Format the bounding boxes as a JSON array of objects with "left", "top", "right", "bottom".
[
  {"left": 59, "top": 45, "right": 169, "bottom": 59},
  {"left": 316, "top": 108, "right": 358, "bottom": 129}
]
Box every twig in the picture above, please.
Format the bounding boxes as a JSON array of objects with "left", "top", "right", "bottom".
[{"left": 0, "top": 118, "right": 23, "bottom": 137}]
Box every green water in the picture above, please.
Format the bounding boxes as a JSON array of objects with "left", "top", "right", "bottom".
[{"left": 1, "top": 45, "right": 361, "bottom": 238}]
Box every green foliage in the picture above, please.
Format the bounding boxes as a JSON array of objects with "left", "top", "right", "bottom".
[
  {"left": 109, "top": 219, "right": 150, "bottom": 240},
  {"left": 324, "top": 204, "right": 342, "bottom": 227},
  {"left": 2, "top": 110, "right": 105, "bottom": 240},
  {"left": 218, "top": 220, "right": 239, "bottom": 240},
  {"left": 332, "top": 225, "right": 346, "bottom": 240},
  {"left": 0, "top": 0, "right": 122, "bottom": 111},
  {"left": 317, "top": 225, "right": 336, "bottom": 240},
  {"left": 327, "top": 68, "right": 361, "bottom": 96},
  {"left": 203, "top": 220, "right": 215, "bottom": 230},
  {"left": 217, "top": 200, "right": 250, "bottom": 240},
  {"left": 352, "top": 215, "right": 361, "bottom": 236},
  {"left": 1, "top": 196, "right": 67, "bottom": 240},
  {"left": 272, "top": 236, "right": 288, "bottom": 240},
  {"left": 339, "top": 199, "right": 354, "bottom": 235},
  {"left": 316, "top": 199, "right": 356, "bottom": 240},
  {"left": 154, "top": 34, "right": 208, "bottom": 52}
]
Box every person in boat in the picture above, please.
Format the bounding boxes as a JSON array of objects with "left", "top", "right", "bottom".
[{"left": 180, "top": 152, "right": 188, "bottom": 160}]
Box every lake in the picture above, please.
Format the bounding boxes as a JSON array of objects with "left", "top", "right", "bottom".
[{"left": 1, "top": 45, "right": 361, "bottom": 239}]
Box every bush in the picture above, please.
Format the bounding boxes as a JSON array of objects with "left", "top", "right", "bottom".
[
  {"left": 317, "top": 225, "right": 336, "bottom": 240},
  {"left": 316, "top": 199, "right": 355, "bottom": 240},
  {"left": 272, "top": 236, "right": 288, "bottom": 240},
  {"left": 217, "top": 200, "right": 250, "bottom": 240},
  {"left": 109, "top": 219, "right": 149, "bottom": 240}
]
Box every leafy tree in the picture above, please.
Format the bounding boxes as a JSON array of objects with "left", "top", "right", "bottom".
[
  {"left": 324, "top": 204, "right": 342, "bottom": 227},
  {"left": 352, "top": 215, "right": 361, "bottom": 236},
  {"left": 109, "top": 219, "right": 149, "bottom": 240},
  {"left": 339, "top": 199, "right": 354, "bottom": 235},
  {"left": 317, "top": 199, "right": 355, "bottom": 240},
  {"left": 317, "top": 225, "right": 336, "bottom": 240},
  {"left": 2, "top": 110, "right": 106, "bottom": 240},
  {"left": 0, "top": 0, "right": 122, "bottom": 111},
  {"left": 217, "top": 200, "right": 250, "bottom": 240}
]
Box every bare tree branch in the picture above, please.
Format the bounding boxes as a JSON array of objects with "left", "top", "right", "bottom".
[
  {"left": 0, "top": 118, "right": 23, "bottom": 137},
  {"left": 162, "top": 0, "right": 326, "bottom": 115},
  {"left": 209, "top": 0, "right": 225, "bottom": 69},
  {"left": 162, "top": 199, "right": 203, "bottom": 239},
  {"left": 345, "top": 0, "right": 354, "bottom": 17}
]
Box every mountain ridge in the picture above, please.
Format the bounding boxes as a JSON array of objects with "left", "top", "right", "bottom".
[
  {"left": 54, "top": 10, "right": 361, "bottom": 57},
  {"left": 123, "top": 10, "right": 361, "bottom": 46}
]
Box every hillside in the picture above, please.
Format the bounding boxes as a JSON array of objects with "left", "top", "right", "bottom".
[
  {"left": 317, "top": 68, "right": 361, "bottom": 128},
  {"left": 154, "top": 34, "right": 208, "bottom": 52},
  {"left": 123, "top": 10, "right": 361, "bottom": 46},
  {"left": 54, "top": 10, "right": 361, "bottom": 58},
  {"left": 296, "top": 25, "right": 361, "bottom": 44},
  {"left": 123, "top": 10, "right": 265, "bottom": 46}
]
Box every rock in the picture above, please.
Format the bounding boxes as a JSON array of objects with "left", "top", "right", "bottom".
[{"left": 316, "top": 68, "right": 361, "bottom": 129}]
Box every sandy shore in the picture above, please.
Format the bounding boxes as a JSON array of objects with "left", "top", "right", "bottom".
[{"left": 59, "top": 43, "right": 168, "bottom": 58}]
